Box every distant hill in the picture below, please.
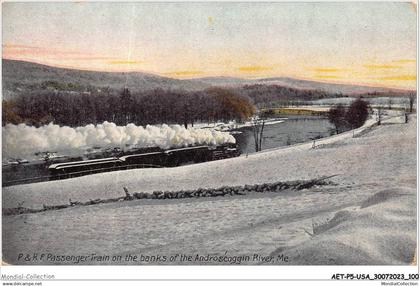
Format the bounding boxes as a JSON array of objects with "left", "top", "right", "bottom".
[
  {"left": 255, "top": 77, "right": 409, "bottom": 95},
  {"left": 190, "top": 76, "right": 255, "bottom": 86},
  {"left": 2, "top": 59, "right": 209, "bottom": 99},
  {"left": 2, "top": 59, "right": 413, "bottom": 99},
  {"left": 193, "top": 76, "right": 411, "bottom": 95}
]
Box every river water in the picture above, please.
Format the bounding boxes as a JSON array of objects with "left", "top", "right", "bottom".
[{"left": 232, "top": 115, "right": 334, "bottom": 154}]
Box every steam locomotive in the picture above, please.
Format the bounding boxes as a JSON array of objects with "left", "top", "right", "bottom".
[{"left": 2, "top": 143, "right": 240, "bottom": 186}]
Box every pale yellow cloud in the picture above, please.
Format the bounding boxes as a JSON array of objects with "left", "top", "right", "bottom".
[
  {"left": 314, "top": 75, "right": 342, "bottom": 79},
  {"left": 164, "top": 70, "right": 204, "bottom": 77},
  {"left": 393, "top": 59, "right": 416, "bottom": 63},
  {"left": 364, "top": 64, "right": 402, "bottom": 70},
  {"left": 309, "top": 67, "right": 347, "bottom": 73},
  {"left": 380, "top": 75, "right": 416, "bottom": 81},
  {"left": 238, "top": 65, "right": 273, "bottom": 72}
]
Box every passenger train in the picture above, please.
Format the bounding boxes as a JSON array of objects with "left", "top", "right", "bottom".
[{"left": 3, "top": 144, "right": 240, "bottom": 186}]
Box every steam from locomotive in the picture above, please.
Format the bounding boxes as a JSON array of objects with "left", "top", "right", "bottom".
[{"left": 3, "top": 122, "right": 236, "bottom": 160}]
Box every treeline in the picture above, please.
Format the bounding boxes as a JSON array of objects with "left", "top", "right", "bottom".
[
  {"left": 238, "top": 84, "right": 341, "bottom": 108},
  {"left": 240, "top": 85, "right": 416, "bottom": 108},
  {"left": 2, "top": 87, "right": 255, "bottom": 127}
]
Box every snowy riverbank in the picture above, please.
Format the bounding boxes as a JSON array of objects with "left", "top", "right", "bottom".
[{"left": 2, "top": 113, "right": 416, "bottom": 265}]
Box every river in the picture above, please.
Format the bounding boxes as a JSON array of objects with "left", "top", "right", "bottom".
[{"left": 232, "top": 115, "right": 334, "bottom": 154}]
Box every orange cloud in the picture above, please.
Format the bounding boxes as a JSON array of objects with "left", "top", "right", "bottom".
[
  {"left": 3, "top": 43, "right": 114, "bottom": 61},
  {"left": 380, "top": 75, "right": 416, "bottom": 81},
  {"left": 364, "top": 64, "right": 401, "bottom": 69},
  {"left": 238, "top": 65, "right": 273, "bottom": 72},
  {"left": 108, "top": 60, "right": 143, "bottom": 65}
]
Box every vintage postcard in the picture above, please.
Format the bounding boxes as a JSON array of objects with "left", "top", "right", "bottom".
[{"left": 1, "top": 1, "right": 418, "bottom": 283}]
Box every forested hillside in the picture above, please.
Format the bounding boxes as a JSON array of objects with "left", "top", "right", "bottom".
[{"left": 2, "top": 59, "right": 415, "bottom": 127}]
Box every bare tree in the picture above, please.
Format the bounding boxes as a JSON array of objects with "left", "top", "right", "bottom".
[
  {"left": 408, "top": 93, "right": 416, "bottom": 113},
  {"left": 251, "top": 114, "right": 266, "bottom": 152},
  {"left": 377, "top": 105, "right": 383, "bottom": 125},
  {"left": 387, "top": 98, "right": 392, "bottom": 110}
]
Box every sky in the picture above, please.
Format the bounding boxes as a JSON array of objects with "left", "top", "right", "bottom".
[{"left": 2, "top": 2, "right": 417, "bottom": 89}]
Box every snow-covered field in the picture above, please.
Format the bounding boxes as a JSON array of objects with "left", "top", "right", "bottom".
[{"left": 2, "top": 114, "right": 416, "bottom": 265}]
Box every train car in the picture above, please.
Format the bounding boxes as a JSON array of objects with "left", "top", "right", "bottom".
[
  {"left": 209, "top": 143, "right": 241, "bottom": 160},
  {"left": 119, "top": 151, "right": 165, "bottom": 167},
  {"left": 2, "top": 155, "right": 86, "bottom": 186},
  {"left": 122, "top": 147, "right": 162, "bottom": 156},
  {"left": 164, "top": 146, "right": 213, "bottom": 167},
  {"left": 49, "top": 157, "right": 123, "bottom": 179},
  {"left": 2, "top": 160, "right": 50, "bottom": 186},
  {"left": 4, "top": 143, "right": 241, "bottom": 186}
]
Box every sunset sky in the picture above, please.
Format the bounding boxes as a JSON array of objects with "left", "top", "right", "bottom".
[{"left": 2, "top": 2, "right": 417, "bottom": 89}]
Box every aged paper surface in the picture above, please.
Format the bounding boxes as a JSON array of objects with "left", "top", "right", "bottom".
[{"left": 1, "top": 1, "right": 418, "bottom": 284}]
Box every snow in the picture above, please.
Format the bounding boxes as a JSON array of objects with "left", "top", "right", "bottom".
[
  {"left": 190, "top": 118, "right": 286, "bottom": 132},
  {"left": 2, "top": 113, "right": 416, "bottom": 265},
  {"left": 274, "top": 188, "right": 416, "bottom": 264},
  {"left": 280, "top": 106, "right": 330, "bottom": 112},
  {"left": 312, "top": 97, "right": 414, "bottom": 110}
]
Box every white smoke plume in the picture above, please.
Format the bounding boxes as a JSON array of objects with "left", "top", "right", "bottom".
[{"left": 2, "top": 122, "right": 236, "bottom": 160}]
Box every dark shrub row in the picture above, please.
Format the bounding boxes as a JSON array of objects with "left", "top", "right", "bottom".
[{"left": 3, "top": 176, "right": 336, "bottom": 216}]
